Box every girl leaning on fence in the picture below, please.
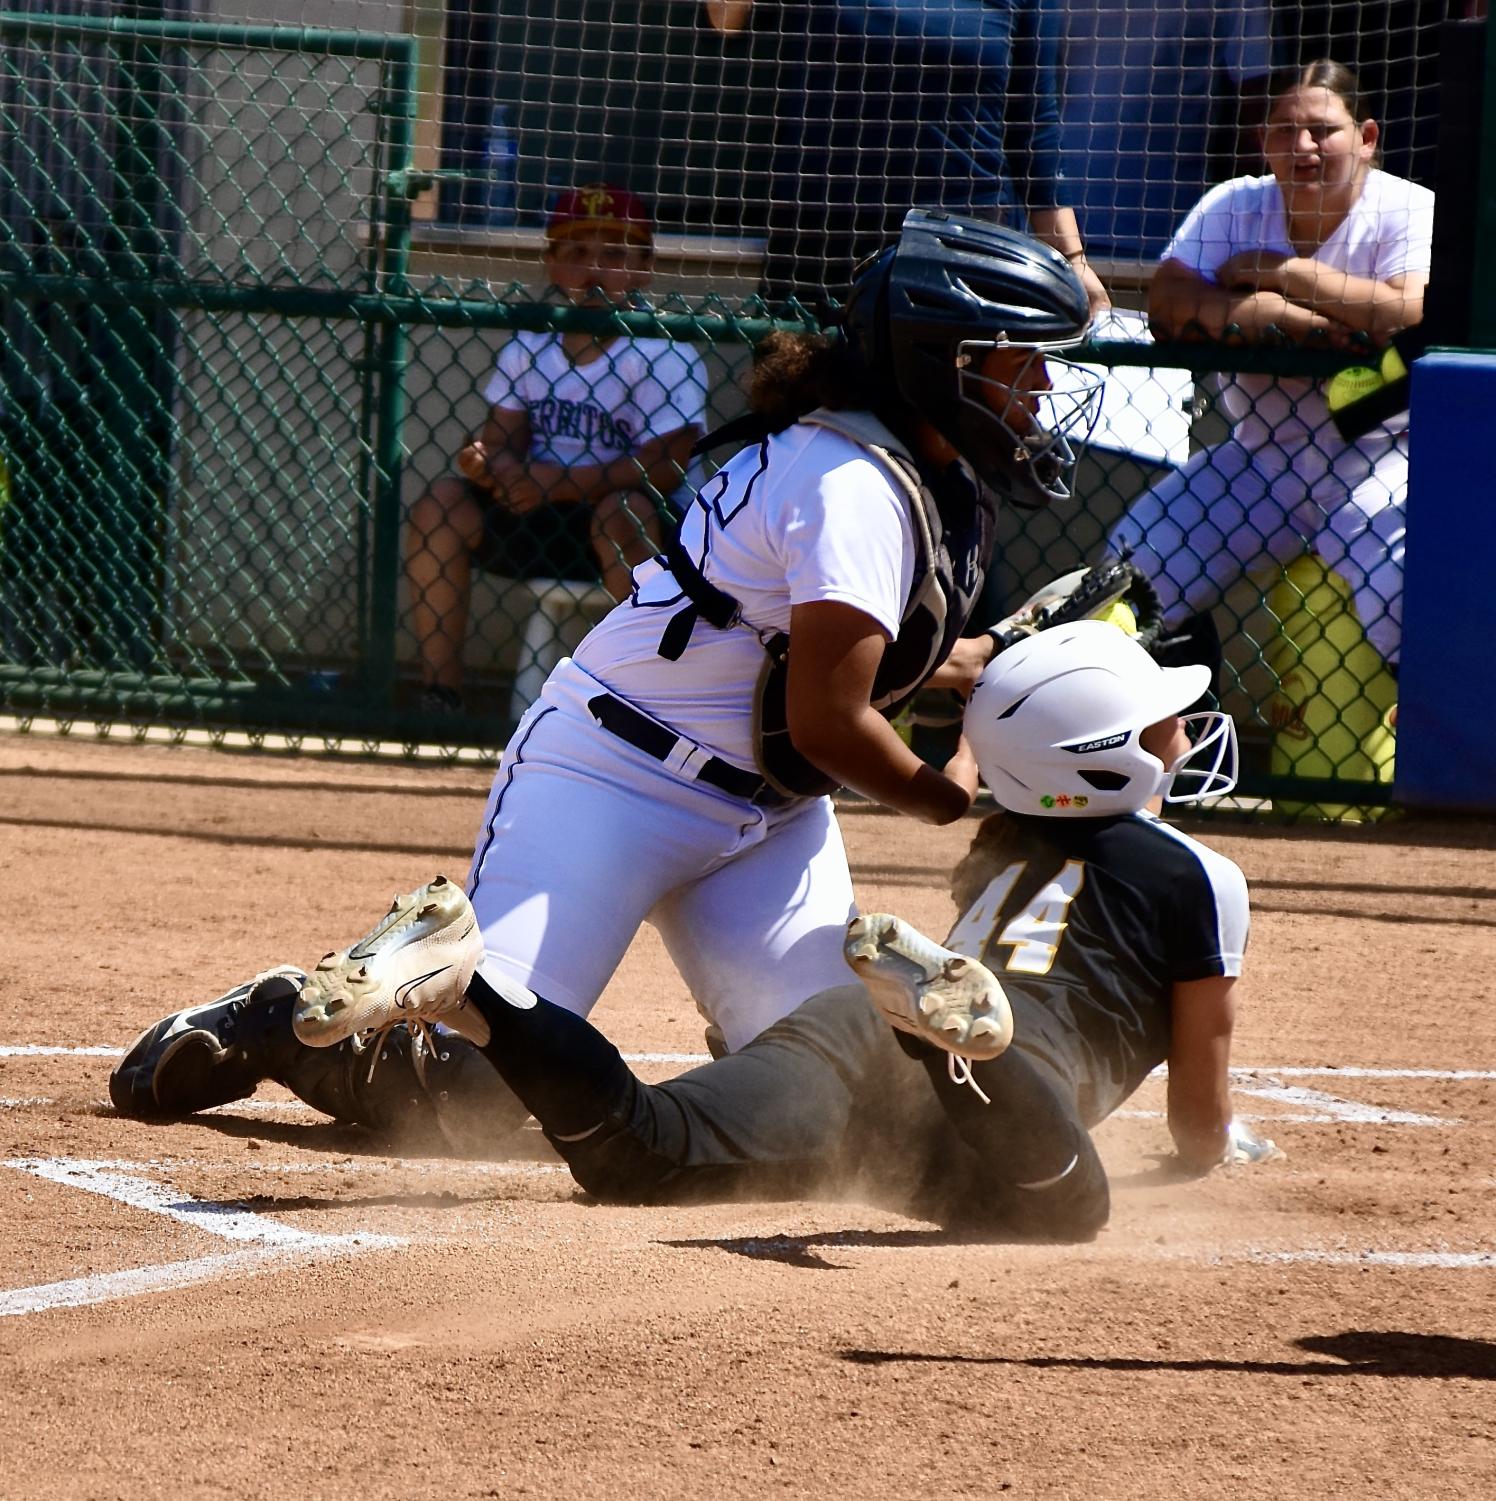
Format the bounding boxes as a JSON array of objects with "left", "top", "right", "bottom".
[{"left": 1105, "top": 58, "right": 1434, "bottom": 673}]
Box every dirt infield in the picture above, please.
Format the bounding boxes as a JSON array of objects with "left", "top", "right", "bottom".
[{"left": 2, "top": 728, "right": 1494, "bottom": 1500}]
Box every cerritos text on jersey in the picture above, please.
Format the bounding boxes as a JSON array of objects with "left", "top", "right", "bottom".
[{"left": 530, "top": 394, "right": 636, "bottom": 450}]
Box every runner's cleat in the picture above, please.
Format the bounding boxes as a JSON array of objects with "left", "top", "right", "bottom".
[
  {"left": 292, "top": 875, "right": 489, "bottom": 1051},
  {"left": 845, "top": 913, "right": 1013, "bottom": 1099},
  {"left": 109, "top": 966, "right": 307, "bottom": 1120}
]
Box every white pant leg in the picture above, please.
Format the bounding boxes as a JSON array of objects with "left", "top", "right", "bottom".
[
  {"left": 1308, "top": 431, "right": 1408, "bottom": 667},
  {"left": 466, "top": 697, "right": 776, "bottom": 1018},
  {"left": 649, "top": 797, "right": 857, "bottom": 1054},
  {"left": 1107, "top": 439, "right": 1308, "bottom": 623}
]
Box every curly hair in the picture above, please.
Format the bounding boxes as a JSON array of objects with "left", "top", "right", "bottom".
[{"left": 746, "top": 329, "right": 878, "bottom": 429}]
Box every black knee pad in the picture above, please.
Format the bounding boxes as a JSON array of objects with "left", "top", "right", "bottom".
[
  {"left": 539, "top": 1074, "right": 688, "bottom": 1204},
  {"left": 1006, "top": 1136, "right": 1110, "bottom": 1242},
  {"left": 938, "top": 1116, "right": 1110, "bottom": 1242}
]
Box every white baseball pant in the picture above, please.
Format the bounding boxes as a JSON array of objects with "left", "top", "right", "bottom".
[
  {"left": 1107, "top": 426, "right": 1407, "bottom": 665},
  {"left": 465, "top": 659, "right": 858, "bottom": 1054}
]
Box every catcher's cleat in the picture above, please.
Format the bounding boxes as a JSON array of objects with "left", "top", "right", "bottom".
[
  {"left": 293, "top": 875, "right": 489, "bottom": 1052},
  {"left": 844, "top": 914, "right": 1013, "bottom": 1099},
  {"left": 109, "top": 966, "right": 308, "bottom": 1120}
]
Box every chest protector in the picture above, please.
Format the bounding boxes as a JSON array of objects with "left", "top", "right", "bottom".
[{"left": 659, "top": 407, "right": 997, "bottom": 800}]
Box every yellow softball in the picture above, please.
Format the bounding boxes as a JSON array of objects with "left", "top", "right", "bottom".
[
  {"left": 1093, "top": 599, "right": 1139, "bottom": 636},
  {"left": 1326, "top": 364, "right": 1383, "bottom": 412}
]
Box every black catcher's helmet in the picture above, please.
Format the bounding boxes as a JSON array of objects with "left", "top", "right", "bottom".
[{"left": 842, "top": 210, "right": 1102, "bottom": 509}]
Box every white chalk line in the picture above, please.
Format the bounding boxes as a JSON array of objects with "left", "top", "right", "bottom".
[
  {"left": 1255, "top": 1067, "right": 1496, "bottom": 1080},
  {"left": 687, "top": 1234, "right": 1496, "bottom": 1273},
  {"left": 0, "top": 1243, "right": 401, "bottom": 1319},
  {"left": 0, "top": 1146, "right": 570, "bottom": 1319},
  {"left": 1111, "top": 1108, "right": 1451, "bottom": 1126},
  {"left": 1238, "top": 1247, "right": 1496, "bottom": 1270},
  {"left": 7, "top": 1044, "right": 1496, "bottom": 1080},
  {"left": 6, "top": 1154, "right": 1492, "bottom": 1321},
  {"left": 11, "top": 1157, "right": 1490, "bottom": 1287},
  {"left": 1, "top": 1157, "right": 405, "bottom": 1318},
  {"left": 1227, "top": 1079, "right": 1454, "bottom": 1126},
  {"left": 1, "top": 1043, "right": 707, "bottom": 1064},
  {"left": 11, "top": 1158, "right": 349, "bottom": 1245}
]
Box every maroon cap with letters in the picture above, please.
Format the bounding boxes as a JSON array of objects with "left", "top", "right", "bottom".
[{"left": 545, "top": 183, "right": 654, "bottom": 248}]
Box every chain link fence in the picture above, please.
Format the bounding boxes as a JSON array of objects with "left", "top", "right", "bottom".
[{"left": 0, "top": 8, "right": 1458, "bottom": 819}]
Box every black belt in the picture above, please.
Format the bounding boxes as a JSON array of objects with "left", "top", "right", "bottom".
[{"left": 587, "top": 693, "right": 792, "bottom": 808}]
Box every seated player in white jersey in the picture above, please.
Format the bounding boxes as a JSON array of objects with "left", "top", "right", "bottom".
[{"left": 111, "top": 621, "right": 1279, "bottom": 1241}]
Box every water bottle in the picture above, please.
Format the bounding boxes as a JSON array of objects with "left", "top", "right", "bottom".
[{"left": 481, "top": 103, "right": 519, "bottom": 226}]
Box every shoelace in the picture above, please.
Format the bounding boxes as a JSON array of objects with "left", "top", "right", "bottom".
[
  {"left": 350, "top": 1016, "right": 437, "bottom": 1085},
  {"left": 947, "top": 1052, "right": 991, "bottom": 1105}
]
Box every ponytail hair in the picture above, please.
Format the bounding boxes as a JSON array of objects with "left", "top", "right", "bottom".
[{"left": 747, "top": 329, "right": 879, "bottom": 428}]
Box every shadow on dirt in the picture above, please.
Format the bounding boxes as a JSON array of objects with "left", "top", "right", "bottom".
[
  {"left": 662, "top": 1228, "right": 990, "bottom": 1269},
  {"left": 97, "top": 1102, "right": 558, "bottom": 1165},
  {"left": 840, "top": 1329, "right": 1496, "bottom": 1379},
  {"left": 97, "top": 1107, "right": 402, "bottom": 1157},
  {"left": 233, "top": 1189, "right": 507, "bottom": 1213}
]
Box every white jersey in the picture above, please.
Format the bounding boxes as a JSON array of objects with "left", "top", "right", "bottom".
[
  {"left": 483, "top": 330, "right": 707, "bottom": 465},
  {"left": 572, "top": 422, "right": 917, "bottom": 769},
  {"left": 1161, "top": 169, "right": 1435, "bottom": 448}
]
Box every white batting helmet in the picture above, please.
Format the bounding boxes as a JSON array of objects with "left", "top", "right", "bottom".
[{"left": 964, "top": 620, "right": 1238, "bottom": 816}]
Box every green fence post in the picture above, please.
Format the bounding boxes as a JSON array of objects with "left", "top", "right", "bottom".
[{"left": 364, "top": 40, "right": 418, "bottom": 709}]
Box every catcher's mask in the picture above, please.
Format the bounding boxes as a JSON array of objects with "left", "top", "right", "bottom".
[
  {"left": 841, "top": 210, "right": 1102, "bottom": 509},
  {"left": 964, "top": 620, "right": 1238, "bottom": 817}
]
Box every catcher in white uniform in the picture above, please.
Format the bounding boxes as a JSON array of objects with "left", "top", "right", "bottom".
[
  {"left": 1106, "top": 58, "right": 1432, "bottom": 668},
  {"left": 302, "top": 209, "right": 1103, "bottom": 1060},
  {"left": 112, "top": 211, "right": 1106, "bottom": 1144}
]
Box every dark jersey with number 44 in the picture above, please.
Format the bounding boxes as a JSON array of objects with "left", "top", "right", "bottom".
[{"left": 946, "top": 810, "right": 1250, "bottom": 1127}]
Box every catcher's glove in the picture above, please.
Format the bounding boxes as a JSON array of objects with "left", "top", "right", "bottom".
[{"left": 987, "top": 556, "right": 1164, "bottom": 656}]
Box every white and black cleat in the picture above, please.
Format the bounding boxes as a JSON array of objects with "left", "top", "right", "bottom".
[
  {"left": 293, "top": 875, "right": 489, "bottom": 1050},
  {"left": 845, "top": 913, "right": 1013, "bottom": 1063},
  {"left": 109, "top": 966, "right": 307, "bottom": 1119}
]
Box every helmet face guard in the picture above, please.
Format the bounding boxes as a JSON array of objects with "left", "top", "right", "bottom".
[
  {"left": 955, "top": 343, "right": 1105, "bottom": 507},
  {"left": 843, "top": 211, "right": 1096, "bottom": 509},
  {"left": 1162, "top": 711, "right": 1238, "bottom": 805}
]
